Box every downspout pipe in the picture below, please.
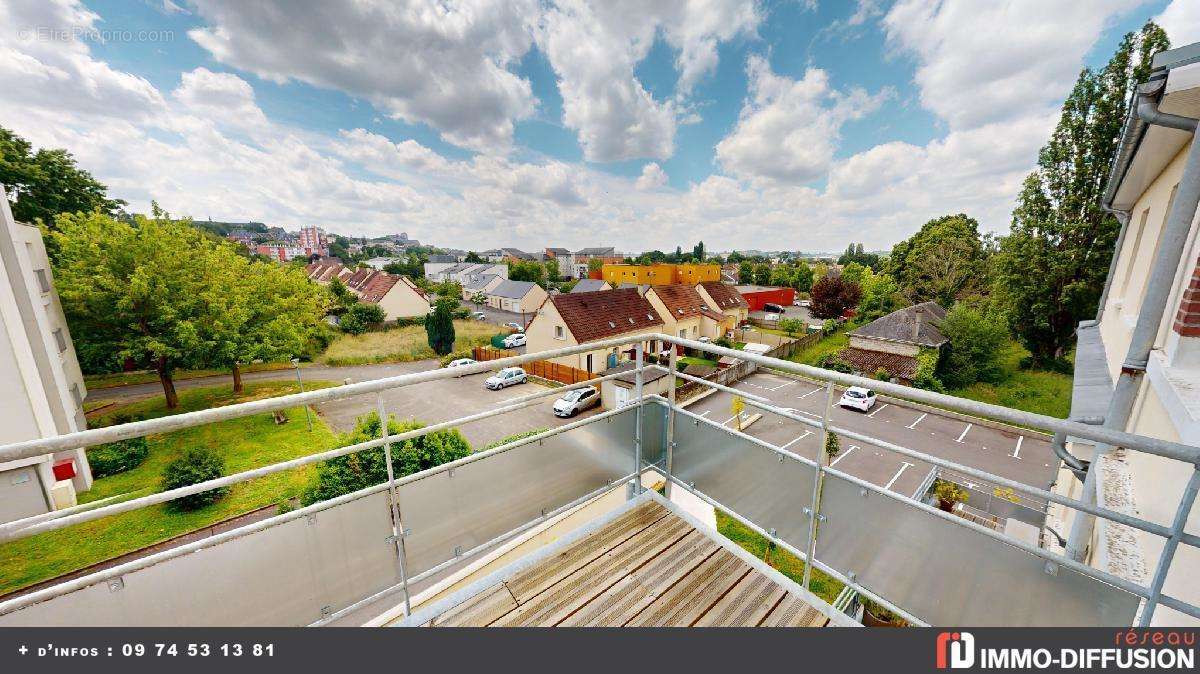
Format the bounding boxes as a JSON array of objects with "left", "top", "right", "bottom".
[{"left": 1067, "top": 88, "right": 1200, "bottom": 562}]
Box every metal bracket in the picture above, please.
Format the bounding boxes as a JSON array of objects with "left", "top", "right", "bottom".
[
  {"left": 107, "top": 577, "right": 124, "bottom": 593},
  {"left": 778, "top": 454, "right": 785, "bottom": 463},
  {"left": 305, "top": 513, "right": 318, "bottom": 525},
  {"left": 1044, "top": 561, "right": 1059, "bottom": 577},
  {"left": 768, "top": 528, "right": 777, "bottom": 538},
  {"left": 453, "top": 545, "right": 463, "bottom": 558},
  {"left": 320, "top": 605, "right": 333, "bottom": 618},
  {"left": 803, "top": 507, "right": 828, "bottom": 522},
  {"left": 447, "top": 467, "right": 455, "bottom": 478}
]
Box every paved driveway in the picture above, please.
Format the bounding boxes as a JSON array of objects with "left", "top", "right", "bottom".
[{"left": 681, "top": 370, "right": 1056, "bottom": 523}]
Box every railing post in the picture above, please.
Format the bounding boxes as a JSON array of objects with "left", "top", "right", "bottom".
[
  {"left": 665, "top": 346, "right": 677, "bottom": 498},
  {"left": 1138, "top": 467, "right": 1200, "bottom": 626},
  {"left": 629, "top": 341, "right": 645, "bottom": 499},
  {"left": 803, "top": 380, "right": 835, "bottom": 590},
  {"left": 377, "top": 395, "right": 411, "bottom": 617}
]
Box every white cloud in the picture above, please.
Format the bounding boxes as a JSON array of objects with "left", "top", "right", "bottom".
[
  {"left": 715, "top": 56, "right": 891, "bottom": 183},
  {"left": 187, "top": 0, "right": 539, "bottom": 152},
  {"left": 1156, "top": 0, "right": 1200, "bottom": 47},
  {"left": 173, "top": 67, "right": 268, "bottom": 131},
  {"left": 636, "top": 163, "right": 668, "bottom": 190}
]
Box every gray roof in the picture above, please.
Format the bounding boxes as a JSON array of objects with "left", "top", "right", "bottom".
[
  {"left": 575, "top": 246, "right": 615, "bottom": 256},
  {"left": 463, "top": 274, "right": 498, "bottom": 291},
  {"left": 490, "top": 279, "right": 539, "bottom": 299},
  {"left": 1067, "top": 321, "right": 1114, "bottom": 444},
  {"left": 849, "top": 302, "right": 948, "bottom": 347},
  {"left": 570, "top": 279, "right": 610, "bottom": 293},
  {"left": 604, "top": 360, "right": 671, "bottom": 385}
]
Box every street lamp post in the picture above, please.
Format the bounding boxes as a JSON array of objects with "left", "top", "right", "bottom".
[{"left": 291, "top": 358, "right": 312, "bottom": 432}]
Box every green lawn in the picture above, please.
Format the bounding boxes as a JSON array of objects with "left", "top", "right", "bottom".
[
  {"left": 84, "top": 361, "right": 304, "bottom": 390},
  {"left": 318, "top": 320, "right": 497, "bottom": 366},
  {"left": 678, "top": 355, "right": 719, "bottom": 368},
  {"left": 0, "top": 381, "right": 339, "bottom": 596},
  {"left": 945, "top": 341, "right": 1073, "bottom": 419},
  {"left": 786, "top": 327, "right": 851, "bottom": 366},
  {"left": 716, "top": 510, "right": 844, "bottom": 605}
]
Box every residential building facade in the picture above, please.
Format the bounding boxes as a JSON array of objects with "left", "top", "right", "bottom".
[
  {"left": 837, "top": 302, "right": 947, "bottom": 384},
  {"left": 696, "top": 281, "right": 750, "bottom": 326},
  {"left": 0, "top": 188, "right": 92, "bottom": 523},
  {"left": 643, "top": 284, "right": 730, "bottom": 350},
  {"left": 600, "top": 263, "right": 720, "bottom": 287},
  {"left": 524, "top": 288, "right": 664, "bottom": 373},
  {"left": 485, "top": 279, "right": 548, "bottom": 314},
  {"left": 306, "top": 262, "right": 429, "bottom": 320}
]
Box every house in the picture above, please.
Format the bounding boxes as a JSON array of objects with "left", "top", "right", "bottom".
[
  {"left": 424, "top": 262, "right": 508, "bottom": 285},
  {"left": 599, "top": 360, "right": 672, "bottom": 409},
  {"left": 297, "top": 226, "right": 328, "bottom": 257},
  {"left": 524, "top": 288, "right": 664, "bottom": 373},
  {"left": 486, "top": 279, "right": 548, "bottom": 314},
  {"left": 364, "top": 257, "right": 401, "bottom": 270},
  {"left": 643, "top": 284, "right": 731, "bottom": 350},
  {"left": 305, "top": 260, "right": 352, "bottom": 284},
  {"left": 461, "top": 274, "right": 505, "bottom": 301},
  {"left": 696, "top": 281, "right": 750, "bottom": 327},
  {"left": 500, "top": 248, "right": 540, "bottom": 262},
  {"left": 836, "top": 302, "right": 947, "bottom": 383},
  {"left": 735, "top": 284, "right": 796, "bottom": 311},
  {"left": 571, "top": 247, "right": 622, "bottom": 279},
  {"left": 1054, "top": 41, "right": 1200, "bottom": 625},
  {"left": 356, "top": 273, "right": 429, "bottom": 320},
  {"left": 0, "top": 187, "right": 93, "bottom": 523},
  {"left": 601, "top": 263, "right": 721, "bottom": 287},
  {"left": 569, "top": 279, "right": 612, "bottom": 293}
]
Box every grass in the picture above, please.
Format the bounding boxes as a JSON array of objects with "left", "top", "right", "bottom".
[
  {"left": 84, "top": 361, "right": 304, "bottom": 389},
  {"left": 945, "top": 341, "right": 1073, "bottom": 419},
  {"left": 318, "top": 320, "right": 498, "bottom": 366},
  {"left": 716, "top": 510, "right": 844, "bottom": 605},
  {"left": 678, "top": 356, "right": 719, "bottom": 368},
  {"left": 0, "top": 380, "right": 339, "bottom": 596},
  {"left": 786, "top": 328, "right": 851, "bottom": 366}
]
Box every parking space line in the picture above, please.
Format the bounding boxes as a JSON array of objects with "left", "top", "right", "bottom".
[
  {"left": 829, "top": 444, "right": 857, "bottom": 467},
  {"left": 698, "top": 410, "right": 711, "bottom": 418},
  {"left": 780, "top": 431, "right": 812, "bottom": 450},
  {"left": 866, "top": 403, "right": 889, "bottom": 418},
  {"left": 796, "top": 388, "right": 822, "bottom": 400},
  {"left": 955, "top": 423, "right": 972, "bottom": 443},
  {"left": 1012, "top": 436, "right": 1023, "bottom": 459},
  {"left": 906, "top": 412, "right": 928, "bottom": 429},
  {"left": 884, "top": 462, "right": 914, "bottom": 490},
  {"left": 769, "top": 380, "right": 797, "bottom": 391}
]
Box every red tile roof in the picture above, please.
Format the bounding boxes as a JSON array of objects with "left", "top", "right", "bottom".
[
  {"left": 359, "top": 273, "right": 402, "bottom": 303},
  {"left": 650, "top": 284, "right": 726, "bottom": 322},
  {"left": 836, "top": 347, "right": 919, "bottom": 381},
  {"left": 699, "top": 281, "right": 749, "bottom": 310},
  {"left": 345, "top": 268, "right": 375, "bottom": 291},
  {"left": 550, "top": 288, "right": 663, "bottom": 343}
]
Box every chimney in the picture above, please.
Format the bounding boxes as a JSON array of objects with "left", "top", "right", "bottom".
[{"left": 913, "top": 311, "right": 921, "bottom": 342}]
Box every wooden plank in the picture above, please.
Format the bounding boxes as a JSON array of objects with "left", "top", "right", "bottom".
[
  {"left": 562, "top": 530, "right": 719, "bottom": 627},
  {"left": 758, "top": 592, "right": 827, "bottom": 627},
  {"left": 493, "top": 515, "right": 693, "bottom": 626},
  {"left": 503, "top": 500, "right": 667, "bottom": 602},
  {"left": 624, "top": 548, "right": 751, "bottom": 627},
  {"left": 693, "top": 571, "right": 785, "bottom": 627},
  {"left": 431, "top": 583, "right": 519, "bottom": 627}
]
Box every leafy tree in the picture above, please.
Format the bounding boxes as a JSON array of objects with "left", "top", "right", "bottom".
[
  {"left": 838, "top": 243, "right": 881, "bottom": 269},
  {"left": 824, "top": 432, "right": 840, "bottom": 460},
  {"left": 857, "top": 269, "right": 904, "bottom": 321},
  {"left": 752, "top": 263, "right": 771, "bottom": 286},
  {"left": 841, "top": 262, "right": 865, "bottom": 286},
  {"left": 0, "top": 126, "right": 124, "bottom": 227},
  {"left": 339, "top": 302, "right": 386, "bottom": 335},
  {"left": 994, "top": 22, "right": 1169, "bottom": 363},
  {"left": 778, "top": 317, "right": 804, "bottom": 337},
  {"left": 52, "top": 207, "right": 251, "bottom": 408},
  {"left": 793, "top": 261, "right": 814, "bottom": 292},
  {"left": 544, "top": 260, "right": 561, "bottom": 284},
  {"left": 886, "top": 214, "right": 987, "bottom": 306},
  {"left": 161, "top": 447, "right": 229, "bottom": 511},
  {"left": 810, "top": 276, "right": 862, "bottom": 319},
  {"left": 425, "top": 298, "right": 456, "bottom": 355},
  {"left": 470, "top": 291, "right": 487, "bottom": 305},
  {"left": 587, "top": 257, "right": 604, "bottom": 272},
  {"left": 509, "top": 260, "right": 546, "bottom": 284},
  {"left": 465, "top": 251, "right": 483, "bottom": 263},
  {"left": 935, "top": 303, "right": 1009, "bottom": 388},
  {"left": 692, "top": 241, "right": 705, "bottom": 261},
  {"left": 737, "top": 260, "right": 754, "bottom": 284},
  {"left": 301, "top": 412, "right": 471, "bottom": 505}
]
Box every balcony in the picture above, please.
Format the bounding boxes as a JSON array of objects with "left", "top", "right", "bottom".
[{"left": 0, "top": 335, "right": 1196, "bottom": 627}]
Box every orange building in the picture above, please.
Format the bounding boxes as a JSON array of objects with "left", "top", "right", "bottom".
[{"left": 600, "top": 263, "right": 720, "bottom": 287}]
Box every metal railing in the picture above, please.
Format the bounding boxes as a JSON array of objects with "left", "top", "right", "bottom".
[{"left": 0, "top": 333, "right": 1195, "bottom": 627}]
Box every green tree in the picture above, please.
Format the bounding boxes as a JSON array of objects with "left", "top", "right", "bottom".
[
  {"left": 778, "top": 317, "right": 804, "bottom": 337},
  {"left": 544, "top": 259, "right": 561, "bottom": 284},
  {"left": 886, "top": 214, "right": 987, "bottom": 307},
  {"left": 994, "top": 22, "right": 1169, "bottom": 363},
  {"left": 752, "top": 263, "right": 771, "bottom": 286},
  {"left": 161, "top": 447, "right": 229, "bottom": 511},
  {"left": 465, "top": 251, "right": 483, "bottom": 263},
  {"left": 693, "top": 241, "right": 706, "bottom": 261},
  {"left": 840, "top": 262, "right": 865, "bottom": 286},
  {"left": 327, "top": 278, "right": 355, "bottom": 311},
  {"left": 51, "top": 207, "right": 246, "bottom": 408},
  {"left": 0, "top": 126, "right": 124, "bottom": 227},
  {"left": 857, "top": 269, "right": 904, "bottom": 321},
  {"left": 935, "top": 303, "right": 1009, "bottom": 389},
  {"left": 301, "top": 412, "right": 471, "bottom": 505},
  {"left": 824, "top": 432, "right": 841, "bottom": 460},
  {"left": 793, "top": 261, "right": 814, "bottom": 292},
  {"left": 588, "top": 257, "right": 604, "bottom": 273},
  {"left": 509, "top": 260, "right": 546, "bottom": 284},
  {"left": 737, "top": 260, "right": 754, "bottom": 284},
  {"left": 425, "top": 298, "right": 456, "bottom": 355},
  {"left": 339, "top": 302, "right": 386, "bottom": 335}
]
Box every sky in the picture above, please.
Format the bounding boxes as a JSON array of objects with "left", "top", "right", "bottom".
[{"left": 2, "top": 1, "right": 1200, "bottom": 253}]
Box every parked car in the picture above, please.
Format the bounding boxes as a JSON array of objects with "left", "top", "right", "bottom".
[
  {"left": 503, "top": 333, "right": 527, "bottom": 348},
  {"left": 553, "top": 387, "right": 601, "bottom": 417},
  {"left": 795, "top": 299, "right": 811, "bottom": 307},
  {"left": 763, "top": 303, "right": 785, "bottom": 313},
  {"left": 445, "top": 357, "right": 477, "bottom": 373},
  {"left": 760, "top": 312, "right": 778, "bottom": 322},
  {"left": 838, "top": 386, "right": 877, "bottom": 412},
  {"left": 485, "top": 367, "right": 527, "bottom": 390},
  {"left": 504, "top": 322, "right": 525, "bottom": 332},
  {"left": 471, "top": 311, "right": 487, "bottom": 320}
]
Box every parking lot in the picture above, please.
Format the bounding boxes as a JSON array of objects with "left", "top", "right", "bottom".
[
  {"left": 680, "top": 371, "right": 1057, "bottom": 519},
  {"left": 465, "top": 304, "right": 534, "bottom": 330},
  {"left": 314, "top": 361, "right": 596, "bottom": 450}
]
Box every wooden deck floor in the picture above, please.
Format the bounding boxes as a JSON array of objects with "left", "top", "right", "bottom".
[{"left": 426, "top": 500, "right": 830, "bottom": 627}]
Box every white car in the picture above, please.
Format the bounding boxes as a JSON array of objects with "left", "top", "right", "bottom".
[
  {"left": 445, "top": 358, "right": 477, "bottom": 373},
  {"left": 485, "top": 366, "right": 527, "bottom": 390},
  {"left": 553, "top": 387, "right": 601, "bottom": 417},
  {"left": 838, "top": 386, "right": 877, "bottom": 412},
  {"left": 471, "top": 311, "right": 487, "bottom": 321},
  {"left": 503, "top": 333, "right": 527, "bottom": 348}
]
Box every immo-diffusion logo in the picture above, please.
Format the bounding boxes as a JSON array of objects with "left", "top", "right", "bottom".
[
  {"left": 935, "top": 630, "right": 1196, "bottom": 670},
  {"left": 936, "top": 632, "right": 975, "bottom": 669}
]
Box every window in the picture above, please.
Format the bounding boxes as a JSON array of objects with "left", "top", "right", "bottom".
[
  {"left": 554, "top": 325, "right": 565, "bottom": 340},
  {"left": 692, "top": 326, "right": 698, "bottom": 337},
  {"left": 34, "top": 269, "right": 51, "bottom": 294},
  {"left": 585, "top": 354, "right": 593, "bottom": 373},
  {"left": 52, "top": 328, "right": 66, "bottom": 353},
  {"left": 1119, "top": 207, "right": 1151, "bottom": 305},
  {"left": 679, "top": 329, "right": 687, "bottom": 338}
]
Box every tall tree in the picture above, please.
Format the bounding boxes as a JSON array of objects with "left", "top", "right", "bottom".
[
  {"left": 794, "top": 261, "right": 814, "bottom": 292},
  {"left": 0, "top": 126, "right": 123, "bottom": 226},
  {"left": 994, "top": 22, "right": 1169, "bottom": 363},
  {"left": 810, "top": 276, "right": 862, "bottom": 319},
  {"left": 692, "top": 241, "right": 706, "bottom": 261},
  {"left": 425, "top": 298, "right": 456, "bottom": 356},
  {"left": 51, "top": 207, "right": 245, "bottom": 408},
  {"left": 886, "top": 214, "right": 987, "bottom": 307}
]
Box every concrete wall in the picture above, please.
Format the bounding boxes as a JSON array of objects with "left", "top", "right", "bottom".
[{"left": 848, "top": 334, "right": 919, "bottom": 357}]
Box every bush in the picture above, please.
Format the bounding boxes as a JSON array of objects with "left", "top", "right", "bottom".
[
  {"left": 340, "top": 302, "right": 387, "bottom": 335},
  {"left": 425, "top": 299, "right": 457, "bottom": 356},
  {"left": 87, "top": 436, "right": 150, "bottom": 478},
  {"left": 484, "top": 428, "right": 549, "bottom": 450},
  {"left": 874, "top": 368, "right": 892, "bottom": 381},
  {"left": 161, "top": 447, "right": 229, "bottom": 511},
  {"left": 714, "top": 336, "right": 734, "bottom": 349},
  {"left": 439, "top": 349, "right": 475, "bottom": 367},
  {"left": 490, "top": 333, "right": 509, "bottom": 349},
  {"left": 824, "top": 433, "right": 840, "bottom": 459},
  {"left": 936, "top": 303, "right": 1007, "bottom": 388},
  {"left": 815, "top": 353, "right": 853, "bottom": 374}
]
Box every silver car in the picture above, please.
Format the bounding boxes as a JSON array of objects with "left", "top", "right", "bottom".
[
  {"left": 484, "top": 366, "right": 527, "bottom": 390},
  {"left": 553, "top": 387, "right": 601, "bottom": 417}
]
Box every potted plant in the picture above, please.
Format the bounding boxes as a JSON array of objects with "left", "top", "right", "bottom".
[{"left": 933, "top": 479, "right": 969, "bottom": 512}]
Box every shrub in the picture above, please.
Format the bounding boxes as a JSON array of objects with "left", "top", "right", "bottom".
[
  {"left": 932, "top": 478, "right": 969, "bottom": 512},
  {"left": 340, "top": 302, "right": 386, "bottom": 335},
  {"left": 821, "top": 319, "right": 839, "bottom": 336},
  {"left": 439, "top": 349, "right": 475, "bottom": 367},
  {"left": 936, "top": 303, "right": 1008, "bottom": 388},
  {"left": 490, "top": 333, "right": 509, "bottom": 349},
  {"left": 815, "top": 353, "right": 853, "bottom": 374},
  {"left": 714, "top": 336, "right": 734, "bottom": 349},
  {"left": 824, "top": 432, "right": 840, "bottom": 459},
  {"left": 425, "top": 299, "right": 457, "bottom": 356},
  {"left": 161, "top": 447, "right": 229, "bottom": 511},
  {"left": 874, "top": 368, "right": 892, "bottom": 381},
  {"left": 484, "top": 428, "right": 548, "bottom": 450},
  {"left": 87, "top": 436, "right": 150, "bottom": 478}
]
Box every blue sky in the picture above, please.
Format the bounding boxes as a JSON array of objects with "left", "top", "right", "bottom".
[{"left": 2, "top": 1, "right": 1196, "bottom": 251}]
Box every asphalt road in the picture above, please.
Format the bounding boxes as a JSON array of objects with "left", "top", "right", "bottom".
[{"left": 681, "top": 370, "right": 1057, "bottom": 522}]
